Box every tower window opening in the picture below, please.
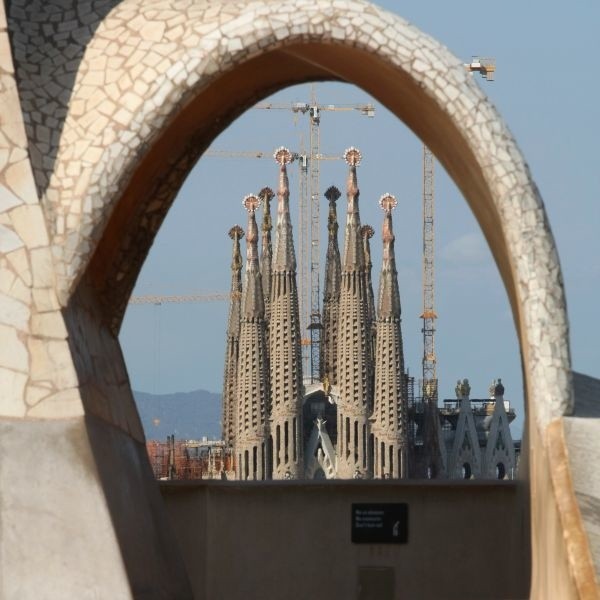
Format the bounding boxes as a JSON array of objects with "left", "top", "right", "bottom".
[
  {"left": 293, "top": 418, "right": 297, "bottom": 462},
  {"left": 346, "top": 417, "right": 350, "bottom": 458},
  {"left": 284, "top": 421, "right": 289, "bottom": 463}
]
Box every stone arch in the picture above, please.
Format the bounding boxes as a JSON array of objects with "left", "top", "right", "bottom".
[
  {"left": 3, "top": 0, "right": 592, "bottom": 596},
  {"left": 49, "top": 0, "right": 571, "bottom": 425}
]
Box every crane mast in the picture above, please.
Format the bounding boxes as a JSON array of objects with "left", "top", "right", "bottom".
[
  {"left": 421, "top": 146, "right": 437, "bottom": 402},
  {"left": 308, "top": 86, "right": 322, "bottom": 381},
  {"left": 420, "top": 56, "right": 495, "bottom": 401}
]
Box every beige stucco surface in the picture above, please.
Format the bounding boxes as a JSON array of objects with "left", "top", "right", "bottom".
[{"left": 161, "top": 479, "right": 530, "bottom": 599}]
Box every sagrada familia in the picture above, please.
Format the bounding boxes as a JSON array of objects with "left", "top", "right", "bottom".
[{"left": 221, "top": 147, "right": 517, "bottom": 481}]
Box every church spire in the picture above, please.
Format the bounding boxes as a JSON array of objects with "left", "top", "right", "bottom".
[
  {"left": 361, "top": 223, "right": 376, "bottom": 395},
  {"left": 222, "top": 225, "right": 244, "bottom": 447},
  {"left": 361, "top": 224, "right": 376, "bottom": 331},
  {"left": 371, "top": 194, "right": 408, "bottom": 479},
  {"left": 260, "top": 186, "right": 274, "bottom": 325},
  {"left": 241, "top": 194, "right": 264, "bottom": 319},
  {"left": 235, "top": 195, "right": 270, "bottom": 480},
  {"left": 336, "top": 147, "right": 373, "bottom": 479},
  {"left": 322, "top": 185, "right": 342, "bottom": 384},
  {"left": 377, "top": 195, "right": 402, "bottom": 319},
  {"left": 341, "top": 147, "right": 364, "bottom": 271},
  {"left": 269, "top": 147, "right": 304, "bottom": 479},
  {"left": 272, "top": 147, "right": 296, "bottom": 272}
]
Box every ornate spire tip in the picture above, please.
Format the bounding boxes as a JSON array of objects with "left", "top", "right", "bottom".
[
  {"left": 242, "top": 194, "right": 261, "bottom": 213},
  {"left": 273, "top": 146, "right": 293, "bottom": 166},
  {"left": 259, "top": 186, "right": 274, "bottom": 201},
  {"left": 228, "top": 225, "right": 244, "bottom": 239},
  {"left": 344, "top": 147, "right": 362, "bottom": 167},
  {"left": 361, "top": 224, "right": 374, "bottom": 239},
  {"left": 324, "top": 185, "right": 341, "bottom": 202},
  {"left": 379, "top": 193, "right": 397, "bottom": 212}
]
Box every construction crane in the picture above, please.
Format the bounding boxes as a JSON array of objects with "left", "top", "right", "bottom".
[
  {"left": 465, "top": 56, "right": 496, "bottom": 81},
  {"left": 420, "top": 56, "right": 496, "bottom": 404},
  {"left": 254, "top": 85, "right": 375, "bottom": 382},
  {"left": 128, "top": 293, "right": 232, "bottom": 305},
  {"left": 419, "top": 57, "right": 495, "bottom": 477},
  {"left": 204, "top": 150, "right": 340, "bottom": 161}
]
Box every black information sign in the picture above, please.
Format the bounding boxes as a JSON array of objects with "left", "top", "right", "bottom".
[{"left": 351, "top": 503, "right": 408, "bottom": 544}]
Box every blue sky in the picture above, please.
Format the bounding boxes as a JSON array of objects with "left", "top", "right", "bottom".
[{"left": 119, "top": 1, "right": 600, "bottom": 439}]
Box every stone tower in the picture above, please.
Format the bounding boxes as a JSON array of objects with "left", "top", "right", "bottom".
[
  {"left": 361, "top": 223, "right": 376, "bottom": 394},
  {"left": 235, "top": 194, "right": 270, "bottom": 480},
  {"left": 361, "top": 224, "right": 376, "bottom": 338},
  {"left": 222, "top": 225, "right": 244, "bottom": 447},
  {"left": 260, "top": 186, "right": 274, "bottom": 329},
  {"left": 269, "top": 147, "right": 304, "bottom": 479},
  {"left": 371, "top": 194, "right": 408, "bottom": 479},
  {"left": 321, "top": 185, "right": 342, "bottom": 385},
  {"left": 336, "top": 147, "right": 373, "bottom": 479}
]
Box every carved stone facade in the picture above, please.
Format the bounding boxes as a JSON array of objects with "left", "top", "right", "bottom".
[
  {"left": 222, "top": 225, "right": 244, "bottom": 447},
  {"left": 370, "top": 195, "right": 408, "bottom": 479},
  {"left": 225, "top": 155, "right": 519, "bottom": 484},
  {"left": 321, "top": 186, "right": 341, "bottom": 386},
  {"left": 335, "top": 148, "right": 373, "bottom": 479},
  {"left": 235, "top": 195, "right": 270, "bottom": 480}
]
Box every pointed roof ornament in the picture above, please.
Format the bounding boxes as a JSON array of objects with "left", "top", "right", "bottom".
[
  {"left": 379, "top": 193, "right": 397, "bottom": 259},
  {"left": 341, "top": 147, "right": 364, "bottom": 271},
  {"left": 377, "top": 193, "right": 400, "bottom": 319},
  {"left": 361, "top": 224, "right": 374, "bottom": 243},
  {"left": 325, "top": 185, "right": 341, "bottom": 201},
  {"left": 243, "top": 193, "right": 261, "bottom": 213},
  {"left": 325, "top": 186, "right": 341, "bottom": 235},
  {"left": 259, "top": 187, "right": 275, "bottom": 320},
  {"left": 344, "top": 147, "right": 362, "bottom": 214},
  {"left": 229, "top": 224, "right": 245, "bottom": 238},
  {"left": 344, "top": 146, "right": 362, "bottom": 167},
  {"left": 379, "top": 193, "right": 398, "bottom": 212},
  {"left": 274, "top": 146, "right": 293, "bottom": 209},
  {"left": 272, "top": 147, "right": 296, "bottom": 272},
  {"left": 259, "top": 187, "right": 274, "bottom": 233},
  {"left": 228, "top": 225, "right": 244, "bottom": 271},
  {"left": 242, "top": 194, "right": 261, "bottom": 263},
  {"left": 242, "top": 194, "right": 264, "bottom": 319}
]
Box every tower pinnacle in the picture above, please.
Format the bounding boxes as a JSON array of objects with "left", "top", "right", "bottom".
[
  {"left": 322, "top": 185, "right": 342, "bottom": 384},
  {"left": 222, "top": 225, "right": 244, "bottom": 447},
  {"left": 270, "top": 147, "right": 304, "bottom": 479},
  {"left": 260, "top": 187, "right": 275, "bottom": 326},
  {"left": 337, "top": 147, "right": 373, "bottom": 478},
  {"left": 235, "top": 194, "right": 269, "bottom": 480},
  {"left": 241, "top": 194, "right": 262, "bottom": 307},
  {"left": 272, "top": 147, "right": 296, "bottom": 272},
  {"left": 372, "top": 192, "right": 407, "bottom": 478}
]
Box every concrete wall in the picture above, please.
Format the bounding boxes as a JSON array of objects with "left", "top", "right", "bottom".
[{"left": 161, "top": 480, "right": 530, "bottom": 600}]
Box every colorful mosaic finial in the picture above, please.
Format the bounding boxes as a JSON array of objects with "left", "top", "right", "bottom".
[
  {"left": 344, "top": 146, "right": 362, "bottom": 167},
  {"left": 379, "top": 193, "right": 397, "bottom": 212},
  {"left": 242, "top": 193, "right": 261, "bottom": 213},
  {"left": 273, "top": 146, "right": 293, "bottom": 166}
]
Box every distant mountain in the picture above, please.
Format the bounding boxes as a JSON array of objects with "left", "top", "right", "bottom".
[{"left": 133, "top": 389, "right": 222, "bottom": 441}]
